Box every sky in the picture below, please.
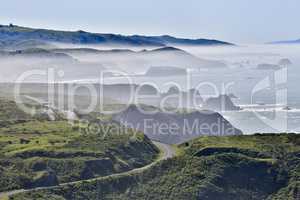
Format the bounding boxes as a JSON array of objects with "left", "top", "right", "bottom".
[{"left": 0, "top": 0, "right": 299, "bottom": 44}]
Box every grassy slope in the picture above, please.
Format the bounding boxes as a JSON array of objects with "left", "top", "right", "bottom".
[
  {"left": 12, "top": 134, "right": 300, "bottom": 200},
  {"left": 0, "top": 99, "right": 159, "bottom": 193}
]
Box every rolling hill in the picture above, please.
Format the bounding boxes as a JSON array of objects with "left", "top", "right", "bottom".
[
  {"left": 269, "top": 39, "right": 300, "bottom": 44},
  {"left": 0, "top": 24, "right": 234, "bottom": 48},
  {"left": 113, "top": 105, "right": 242, "bottom": 144},
  {"left": 11, "top": 133, "right": 300, "bottom": 200},
  {"left": 0, "top": 98, "right": 159, "bottom": 193},
  {"left": 52, "top": 46, "right": 227, "bottom": 72}
]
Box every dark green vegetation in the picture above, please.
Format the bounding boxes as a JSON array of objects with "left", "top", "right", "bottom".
[
  {"left": 0, "top": 24, "right": 233, "bottom": 49},
  {"left": 0, "top": 98, "right": 31, "bottom": 122},
  {"left": 12, "top": 134, "right": 300, "bottom": 200},
  {"left": 0, "top": 99, "right": 159, "bottom": 193}
]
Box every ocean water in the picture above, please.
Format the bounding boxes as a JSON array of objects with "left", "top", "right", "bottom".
[
  {"left": 92, "top": 44, "right": 300, "bottom": 134},
  {"left": 3, "top": 44, "right": 299, "bottom": 134}
]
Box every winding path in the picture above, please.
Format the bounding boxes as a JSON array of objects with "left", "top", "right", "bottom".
[{"left": 0, "top": 141, "right": 175, "bottom": 199}]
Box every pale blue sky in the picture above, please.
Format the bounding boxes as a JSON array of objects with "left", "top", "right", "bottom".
[{"left": 1, "top": 0, "right": 299, "bottom": 44}]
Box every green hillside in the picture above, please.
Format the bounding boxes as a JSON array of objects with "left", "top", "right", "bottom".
[
  {"left": 0, "top": 99, "right": 159, "bottom": 194},
  {"left": 12, "top": 134, "right": 300, "bottom": 200},
  {"left": 0, "top": 24, "right": 233, "bottom": 48}
]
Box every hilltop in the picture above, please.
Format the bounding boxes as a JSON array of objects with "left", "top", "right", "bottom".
[
  {"left": 0, "top": 24, "right": 234, "bottom": 49},
  {"left": 52, "top": 46, "right": 228, "bottom": 71},
  {"left": 113, "top": 105, "right": 242, "bottom": 144}
]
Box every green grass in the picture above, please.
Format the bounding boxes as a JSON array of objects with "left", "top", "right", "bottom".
[
  {"left": 3, "top": 98, "right": 300, "bottom": 200},
  {"left": 0, "top": 98, "right": 33, "bottom": 123},
  {"left": 12, "top": 134, "right": 300, "bottom": 200},
  {"left": 181, "top": 133, "right": 300, "bottom": 155},
  {"left": 0, "top": 99, "right": 159, "bottom": 193},
  {"left": 0, "top": 119, "right": 159, "bottom": 192},
  {"left": 0, "top": 121, "right": 80, "bottom": 156}
]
